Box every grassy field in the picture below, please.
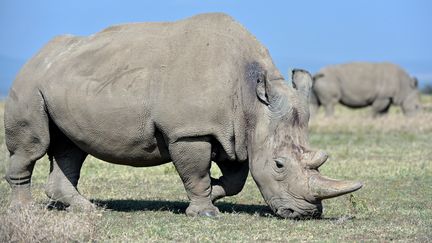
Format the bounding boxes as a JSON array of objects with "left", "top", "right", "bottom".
[{"left": 1, "top": 96, "right": 431, "bottom": 242}]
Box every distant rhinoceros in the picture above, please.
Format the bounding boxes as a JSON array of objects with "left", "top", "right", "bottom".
[
  {"left": 4, "top": 13, "right": 361, "bottom": 219},
  {"left": 310, "top": 62, "right": 421, "bottom": 117}
]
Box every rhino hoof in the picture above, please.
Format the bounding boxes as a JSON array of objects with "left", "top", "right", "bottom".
[
  {"left": 65, "top": 198, "right": 97, "bottom": 212},
  {"left": 67, "top": 202, "right": 97, "bottom": 212},
  {"left": 198, "top": 210, "right": 218, "bottom": 217},
  {"left": 8, "top": 200, "right": 35, "bottom": 212},
  {"left": 186, "top": 204, "right": 220, "bottom": 217}
]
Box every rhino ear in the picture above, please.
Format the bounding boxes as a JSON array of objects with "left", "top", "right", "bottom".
[
  {"left": 292, "top": 69, "right": 312, "bottom": 96},
  {"left": 256, "top": 71, "right": 271, "bottom": 105}
]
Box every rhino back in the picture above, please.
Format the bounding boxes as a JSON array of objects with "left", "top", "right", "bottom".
[{"left": 12, "top": 13, "right": 280, "bottom": 164}]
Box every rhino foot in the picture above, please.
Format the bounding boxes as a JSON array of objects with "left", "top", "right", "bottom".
[
  {"left": 66, "top": 197, "right": 97, "bottom": 212},
  {"left": 46, "top": 197, "right": 96, "bottom": 212},
  {"left": 186, "top": 203, "right": 220, "bottom": 217},
  {"left": 8, "top": 187, "right": 34, "bottom": 211},
  {"left": 67, "top": 202, "right": 97, "bottom": 212},
  {"left": 198, "top": 209, "right": 218, "bottom": 217}
]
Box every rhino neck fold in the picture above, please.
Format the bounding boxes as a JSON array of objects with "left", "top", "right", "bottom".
[{"left": 245, "top": 115, "right": 276, "bottom": 204}]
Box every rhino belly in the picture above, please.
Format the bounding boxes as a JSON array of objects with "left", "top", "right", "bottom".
[
  {"left": 68, "top": 128, "right": 171, "bottom": 167},
  {"left": 46, "top": 92, "right": 171, "bottom": 167},
  {"left": 339, "top": 95, "right": 372, "bottom": 108},
  {"left": 339, "top": 84, "right": 375, "bottom": 108}
]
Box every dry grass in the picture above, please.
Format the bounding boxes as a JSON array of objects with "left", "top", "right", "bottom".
[
  {"left": 311, "top": 95, "right": 432, "bottom": 134},
  {"left": 311, "top": 111, "right": 432, "bottom": 134},
  {"left": 0, "top": 203, "right": 102, "bottom": 242}
]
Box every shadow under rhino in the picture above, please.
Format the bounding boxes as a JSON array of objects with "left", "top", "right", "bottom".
[
  {"left": 91, "top": 199, "right": 360, "bottom": 221},
  {"left": 94, "top": 199, "right": 272, "bottom": 216}
]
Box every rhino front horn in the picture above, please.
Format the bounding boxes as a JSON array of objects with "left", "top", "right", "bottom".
[{"left": 309, "top": 174, "right": 363, "bottom": 199}]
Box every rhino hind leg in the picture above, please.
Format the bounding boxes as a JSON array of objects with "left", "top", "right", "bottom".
[
  {"left": 169, "top": 138, "right": 219, "bottom": 217},
  {"left": 371, "top": 98, "right": 391, "bottom": 117},
  {"left": 45, "top": 131, "right": 94, "bottom": 211},
  {"left": 6, "top": 154, "right": 40, "bottom": 208},
  {"left": 318, "top": 93, "right": 338, "bottom": 117},
  {"left": 5, "top": 92, "right": 50, "bottom": 208},
  {"left": 211, "top": 160, "right": 249, "bottom": 202}
]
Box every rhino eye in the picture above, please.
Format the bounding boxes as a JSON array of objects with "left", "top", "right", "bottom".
[{"left": 274, "top": 157, "right": 286, "bottom": 169}]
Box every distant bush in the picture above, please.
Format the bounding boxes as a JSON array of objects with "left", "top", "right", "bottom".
[{"left": 421, "top": 84, "right": 432, "bottom": 94}]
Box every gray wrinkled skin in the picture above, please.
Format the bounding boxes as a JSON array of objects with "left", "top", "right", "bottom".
[
  {"left": 310, "top": 62, "right": 422, "bottom": 117},
  {"left": 4, "top": 13, "right": 361, "bottom": 219}
]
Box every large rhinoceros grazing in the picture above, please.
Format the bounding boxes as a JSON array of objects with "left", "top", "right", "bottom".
[
  {"left": 4, "top": 13, "right": 362, "bottom": 219},
  {"left": 310, "top": 62, "right": 421, "bottom": 117}
]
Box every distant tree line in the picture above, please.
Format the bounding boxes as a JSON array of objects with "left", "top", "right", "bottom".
[{"left": 421, "top": 83, "right": 432, "bottom": 95}]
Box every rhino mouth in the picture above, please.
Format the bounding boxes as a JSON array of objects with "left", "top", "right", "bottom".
[{"left": 268, "top": 197, "right": 322, "bottom": 219}]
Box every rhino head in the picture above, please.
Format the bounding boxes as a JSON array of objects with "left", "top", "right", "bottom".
[
  {"left": 249, "top": 69, "right": 362, "bottom": 219},
  {"left": 401, "top": 77, "right": 422, "bottom": 116}
]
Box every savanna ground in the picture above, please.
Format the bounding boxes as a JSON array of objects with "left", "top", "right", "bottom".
[{"left": 0, "top": 96, "right": 431, "bottom": 242}]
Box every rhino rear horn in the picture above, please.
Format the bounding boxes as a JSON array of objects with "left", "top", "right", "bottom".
[
  {"left": 309, "top": 174, "right": 363, "bottom": 200},
  {"left": 304, "top": 150, "right": 328, "bottom": 169},
  {"left": 291, "top": 69, "right": 312, "bottom": 96}
]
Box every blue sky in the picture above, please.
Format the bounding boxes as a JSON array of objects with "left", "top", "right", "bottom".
[{"left": 1, "top": 0, "right": 431, "bottom": 95}]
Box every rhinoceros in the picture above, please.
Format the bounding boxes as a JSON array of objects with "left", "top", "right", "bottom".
[
  {"left": 4, "top": 13, "right": 362, "bottom": 219},
  {"left": 310, "top": 62, "right": 421, "bottom": 117}
]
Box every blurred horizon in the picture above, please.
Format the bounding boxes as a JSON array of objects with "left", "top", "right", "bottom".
[{"left": 1, "top": 0, "right": 431, "bottom": 95}]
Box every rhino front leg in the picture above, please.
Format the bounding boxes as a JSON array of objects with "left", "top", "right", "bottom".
[
  {"left": 323, "top": 103, "right": 335, "bottom": 117},
  {"left": 169, "top": 139, "right": 219, "bottom": 217},
  {"left": 211, "top": 160, "right": 248, "bottom": 202},
  {"left": 371, "top": 98, "right": 391, "bottom": 117}
]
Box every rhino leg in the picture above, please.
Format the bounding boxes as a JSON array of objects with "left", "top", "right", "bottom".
[
  {"left": 45, "top": 135, "right": 94, "bottom": 211},
  {"left": 6, "top": 155, "right": 39, "bottom": 208},
  {"left": 169, "top": 139, "right": 219, "bottom": 217},
  {"left": 323, "top": 104, "right": 335, "bottom": 117},
  {"left": 211, "top": 160, "right": 248, "bottom": 202},
  {"left": 313, "top": 78, "right": 340, "bottom": 117},
  {"left": 5, "top": 92, "right": 50, "bottom": 208},
  {"left": 319, "top": 95, "right": 337, "bottom": 117},
  {"left": 371, "top": 98, "right": 391, "bottom": 117}
]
